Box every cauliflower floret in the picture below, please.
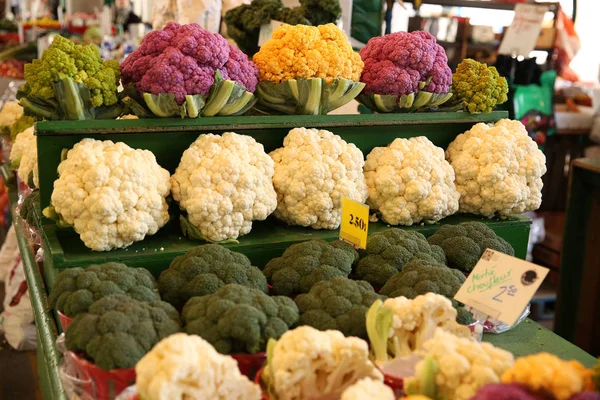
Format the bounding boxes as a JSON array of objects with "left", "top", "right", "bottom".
[
  {"left": 446, "top": 119, "right": 547, "bottom": 217},
  {"left": 136, "top": 333, "right": 261, "bottom": 400},
  {"left": 264, "top": 326, "right": 382, "bottom": 400},
  {"left": 49, "top": 138, "right": 171, "bottom": 251},
  {"left": 9, "top": 126, "right": 38, "bottom": 188},
  {"left": 364, "top": 136, "right": 459, "bottom": 225},
  {"left": 171, "top": 132, "right": 277, "bottom": 242},
  {"left": 406, "top": 328, "right": 514, "bottom": 400},
  {"left": 340, "top": 378, "right": 395, "bottom": 400},
  {"left": 0, "top": 101, "right": 24, "bottom": 128},
  {"left": 270, "top": 128, "right": 368, "bottom": 230}
]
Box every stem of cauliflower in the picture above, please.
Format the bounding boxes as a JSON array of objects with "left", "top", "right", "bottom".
[
  {"left": 366, "top": 300, "right": 393, "bottom": 364},
  {"left": 404, "top": 355, "right": 438, "bottom": 399}
]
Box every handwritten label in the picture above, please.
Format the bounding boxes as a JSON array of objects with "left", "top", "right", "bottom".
[
  {"left": 498, "top": 4, "right": 548, "bottom": 56},
  {"left": 340, "top": 198, "right": 369, "bottom": 249},
  {"left": 454, "top": 249, "right": 549, "bottom": 326},
  {"left": 258, "top": 20, "right": 285, "bottom": 47}
]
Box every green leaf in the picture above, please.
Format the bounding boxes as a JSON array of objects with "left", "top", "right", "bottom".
[
  {"left": 372, "top": 94, "right": 398, "bottom": 113},
  {"left": 19, "top": 96, "right": 59, "bottom": 120},
  {"left": 142, "top": 93, "right": 182, "bottom": 118},
  {"left": 202, "top": 80, "right": 236, "bottom": 117},
  {"left": 218, "top": 91, "right": 256, "bottom": 116},
  {"left": 410, "top": 91, "right": 434, "bottom": 110},
  {"left": 53, "top": 77, "right": 94, "bottom": 120},
  {"left": 94, "top": 104, "right": 124, "bottom": 120},
  {"left": 326, "top": 80, "right": 365, "bottom": 113},
  {"left": 122, "top": 96, "right": 155, "bottom": 118},
  {"left": 180, "top": 215, "right": 239, "bottom": 244},
  {"left": 297, "top": 78, "right": 322, "bottom": 115},
  {"left": 184, "top": 94, "right": 207, "bottom": 118}
]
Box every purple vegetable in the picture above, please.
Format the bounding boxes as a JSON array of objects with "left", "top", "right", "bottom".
[
  {"left": 121, "top": 22, "right": 258, "bottom": 105},
  {"left": 569, "top": 392, "right": 600, "bottom": 400},
  {"left": 471, "top": 383, "right": 546, "bottom": 400},
  {"left": 358, "top": 31, "right": 452, "bottom": 96}
]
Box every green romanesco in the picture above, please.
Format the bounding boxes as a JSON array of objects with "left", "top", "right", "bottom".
[
  {"left": 158, "top": 244, "right": 268, "bottom": 309},
  {"left": 182, "top": 284, "right": 299, "bottom": 354},
  {"left": 427, "top": 222, "right": 515, "bottom": 273},
  {"left": 451, "top": 58, "right": 508, "bottom": 114},
  {"left": 19, "top": 35, "right": 121, "bottom": 120},
  {"left": 49, "top": 262, "right": 160, "bottom": 318},
  {"left": 65, "top": 294, "right": 181, "bottom": 370},
  {"left": 9, "top": 115, "right": 36, "bottom": 140},
  {"left": 354, "top": 229, "right": 446, "bottom": 288},
  {"left": 294, "top": 276, "right": 385, "bottom": 340},
  {"left": 262, "top": 240, "right": 359, "bottom": 296}
]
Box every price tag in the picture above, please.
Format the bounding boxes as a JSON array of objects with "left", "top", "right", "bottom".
[
  {"left": 340, "top": 198, "right": 369, "bottom": 249},
  {"left": 498, "top": 4, "right": 548, "bottom": 57},
  {"left": 454, "top": 249, "right": 549, "bottom": 326},
  {"left": 258, "top": 20, "right": 285, "bottom": 47}
]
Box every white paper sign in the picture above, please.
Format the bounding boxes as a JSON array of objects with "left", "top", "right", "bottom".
[
  {"left": 258, "top": 20, "right": 285, "bottom": 47},
  {"left": 454, "top": 249, "right": 549, "bottom": 326},
  {"left": 498, "top": 4, "right": 548, "bottom": 57}
]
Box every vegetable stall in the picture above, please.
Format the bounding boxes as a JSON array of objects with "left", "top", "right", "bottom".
[{"left": 1, "top": 19, "right": 599, "bottom": 400}]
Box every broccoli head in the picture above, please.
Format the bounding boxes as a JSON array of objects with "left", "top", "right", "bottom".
[
  {"left": 263, "top": 240, "right": 359, "bottom": 296},
  {"left": 182, "top": 284, "right": 299, "bottom": 354},
  {"left": 49, "top": 263, "right": 159, "bottom": 318},
  {"left": 299, "top": 0, "right": 342, "bottom": 26},
  {"left": 354, "top": 229, "right": 446, "bottom": 287},
  {"left": 65, "top": 294, "right": 181, "bottom": 370},
  {"left": 294, "top": 276, "right": 385, "bottom": 340},
  {"left": 380, "top": 258, "right": 465, "bottom": 299},
  {"left": 158, "top": 244, "right": 268, "bottom": 309},
  {"left": 427, "top": 221, "right": 515, "bottom": 273},
  {"left": 451, "top": 58, "right": 509, "bottom": 114}
]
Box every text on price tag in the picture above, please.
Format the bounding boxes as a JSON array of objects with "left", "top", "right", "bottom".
[
  {"left": 454, "top": 249, "right": 549, "bottom": 326},
  {"left": 340, "top": 198, "right": 369, "bottom": 249}
]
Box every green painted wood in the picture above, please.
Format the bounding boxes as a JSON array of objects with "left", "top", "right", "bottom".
[
  {"left": 484, "top": 319, "right": 598, "bottom": 368},
  {"left": 35, "top": 111, "right": 507, "bottom": 210}
]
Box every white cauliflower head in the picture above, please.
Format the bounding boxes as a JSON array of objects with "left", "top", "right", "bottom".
[
  {"left": 136, "top": 333, "right": 261, "bottom": 400},
  {"left": 446, "top": 119, "right": 547, "bottom": 217},
  {"left": 171, "top": 132, "right": 277, "bottom": 242},
  {"left": 49, "top": 139, "right": 171, "bottom": 251},
  {"left": 341, "top": 377, "right": 395, "bottom": 400},
  {"left": 265, "top": 326, "right": 382, "bottom": 400},
  {"left": 9, "top": 126, "right": 38, "bottom": 188},
  {"left": 0, "top": 100, "right": 23, "bottom": 128},
  {"left": 407, "top": 328, "right": 514, "bottom": 400},
  {"left": 364, "top": 136, "right": 460, "bottom": 226},
  {"left": 270, "top": 128, "right": 368, "bottom": 230}
]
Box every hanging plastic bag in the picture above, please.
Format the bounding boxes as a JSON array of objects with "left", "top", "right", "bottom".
[
  {"left": 152, "top": 0, "right": 222, "bottom": 32},
  {"left": 468, "top": 304, "right": 531, "bottom": 334},
  {"left": 0, "top": 225, "right": 19, "bottom": 282},
  {"left": 554, "top": 6, "right": 581, "bottom": 82}
]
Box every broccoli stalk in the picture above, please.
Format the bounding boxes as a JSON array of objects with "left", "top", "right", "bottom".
[{"left": 366, "top": 299, "right": 393, "bottom": 363}]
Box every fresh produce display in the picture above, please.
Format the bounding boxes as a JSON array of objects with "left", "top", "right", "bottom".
[
  {"left": 294, "top": 276, "right": 385, "bottom": 340},
  {"left": 19, "top": 189, "right": 40, "bottom": 228},
  {"left": 48, "top": 263, "right": 160, "bottom": 318},
  {"left": 270, "top": 128, "right": 368, "bottom": 229},
  {"left": 364, "top": 137, "right": 460, "bottom": 225},
  {"left": 427, "top": 221, "right": 515, "bottom": 273},
  {"left": 446, "top": 119, "right": 547, "bottom": 217},
  {"left": 158, "top": 244, "right": 268, "bottom": 309},
  {"left": 224, "top": 0, "right": 341, "bottom": 57},
  {"left": 22, "top": 18, "right": 62, "bottom": 30},
  {"left": 171, "top": 132, "right": 276, "bottom": 242},
  {"left": 0, "top": 59, "right": 24, "bottom": 78},
  {"left": 357, "top": 31, "right": 453, "bottom": 113},
  {"left": 0, "top": 100, "right": 23, "bottom": 134},
  {"left": 261, "top": 326, "right": 383, "bottom": 400},
  {"left": 120, "top": 23, "right": 258, "bottom": 118},
  {"left": 354, "top": 229, "right": 446, "bottom": 287},
  {"left": 253, "top": 24, "right": 365, "bottom": 115},
  {"left": 340, "top": 377, "right": 395, "bottom": 400},
  {"left": 135, "top": 333, "right": 261, "bottom": 400},
  {"left": 181, "top": 284, "right": 299, "bottom": 354},
  {"left": 65, "top": 294, "right": 181, "bottom": 370},
  {"left": 9, "top": 115, "right": 36, "bottom": 140},
  {"left": 367, "top": 294, "right": 470, "bottom": 363},
  {"left": 9, "top": 126, "right": 38, "bottom": 187},
  {"left": 450, "top": 58, "right": 509, "bottom": 114},
  {"left": 18, "top": 35, "right": 122, "bottom": 120},
  {"left": 262, "top": 239, "right": 358, "bottom": 296},
  {"left": 404, "top": 328, "right": 515, "bottom": 400},
  {"left": 42, "top": 139, "right": 171, "bottom": 251}
]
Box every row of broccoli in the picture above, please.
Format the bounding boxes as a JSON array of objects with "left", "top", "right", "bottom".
[{"left": 49, "top": 221, "right": 513, "bottom": 371}]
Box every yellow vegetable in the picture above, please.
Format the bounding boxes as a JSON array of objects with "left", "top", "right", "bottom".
[
  {"left": 253, "top": 23, "right": 363, "bottom": 84},
  {"left": 502, "top": 353, "right": 585, "bottom": 400},
  {"left": 402, "top": 396, "right": 432, "bottom": 400}
]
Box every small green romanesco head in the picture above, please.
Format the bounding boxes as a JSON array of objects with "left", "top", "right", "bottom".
[
  {"left": 354, "top": 229, "right": 446, "bottom": 287},
  {"left": 294, "top": 276, "right": 386, "bottom": 340},
  {"left": 451, "top": 58, "right": 508, "bottom": 114},
  {"left": 427, "top": 221, "right": 515, "bottom": 273},
  {"left": 65, "top": 294, "right": 181, "bottom": 370},
  {"left": 263, "top": 239, "right": 359, "bottom": 296},
  {"left": 181, "top": 284, "right": 299, "bottom": 354},
  {"left": 158, "top": 244, "right": 268, "bottom": 309}
]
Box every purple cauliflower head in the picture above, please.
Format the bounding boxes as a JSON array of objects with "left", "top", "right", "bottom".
[
  {"left": 359, "top": 31, "right": 452, "bottom": 96},
  {"left": 121, "top": 22, "right": 258, "bottom": 104},
  {"left": 471, "top": 384, "right": 547, "bottom": 400}
]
